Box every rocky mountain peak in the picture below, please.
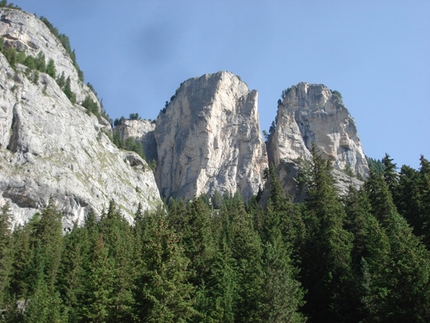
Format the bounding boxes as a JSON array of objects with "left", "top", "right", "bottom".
[
  {"left": 154, "top": 71, "right": 268, "bottom": 201},
  {"left": 269, "top": 82, "right": 368, "bottom": 176},
  {"left": 266, "top": 82, "right": 369, "bottom": 198},
  {"left": 0, "top": 8, "right": 162, "bottom": 227}
]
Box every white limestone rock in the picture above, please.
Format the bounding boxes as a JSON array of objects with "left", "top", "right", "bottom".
[
  {"left": 0, "top": 9, "right": 162, "bottom": 227},
  {"left": 0, "top": 8, "right": 97, "bottom": 108},
  {"left": 115, "top": 119, "right": 158, "bottom": 163},
  {"left": 155, "top": 71, "right": 268, "bottom": 201},
  {"left": 267, "top": 82, "right": 369, "bottom": 198}
]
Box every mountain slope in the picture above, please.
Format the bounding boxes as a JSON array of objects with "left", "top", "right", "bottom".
[{"left": 0, "top": 8, "right": 161, "bottom": 227}]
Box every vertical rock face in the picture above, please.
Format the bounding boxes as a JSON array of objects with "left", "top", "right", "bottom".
[
  {"left": 267, "top": 82, "right": 368, "bottom": 198},
  {"left": 155, "top": 71, "right": 268, "bottom": 201},
  {"left": 115, "top": 119, "right": 158, "bottom": 163},
  {"left": 0, "top": 8, "right": 162, "bottom": 227}
]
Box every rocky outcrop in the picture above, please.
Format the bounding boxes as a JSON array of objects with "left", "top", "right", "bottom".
[
  {"left": 0, "top": 8, "right": 95, "bottom": 106},
  {"left": 267, "top": 82, "right": 368, "bottom": 198},
  {"left": 154, "top": 71, "right": 268, "bottom": 201},
  {"left": 0, "top": 8, "right": 162, "bottom": 227},
  {"left": 115, "top": 119, "right": 158, "bottom": 163}
]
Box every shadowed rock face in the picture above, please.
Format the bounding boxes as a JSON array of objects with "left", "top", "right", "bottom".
[
  {"left": 267, "top": 82, "right": 369, "bottom": 199},
  {"left": 115, "top": 119, "right": 158, "bottom": 163},
  {"left": 154, "top": 71, "right": 268, "bottom": 201},
  {"left": 0, "top": 8, "right": 162, "bottom": 227}
]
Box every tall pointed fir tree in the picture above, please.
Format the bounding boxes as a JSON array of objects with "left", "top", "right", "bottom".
[
  {"left": 365, "top": 171, "right": 430, "bottom": 322},
  {"left": 99, "top": 201, "right": 136, "bottom": 321},
  {"left": 0, "top": 203, "right": 13, "bottom": 309},
  {"left": 82, "top": 233, "right": 115, "bottom": 323},
  {"left": 343, "top": 186, "right": 391, "bottom": 322},
  {"left": 134, "top": 208, "right": 197, "bottom": 322},
  {"left": 257, "top": 176, "right": 306, "bottom": 323},
  {"left": 300, "top": 145, "right": 357, "bottom": 322},
  {"left": 221, "top": 194, "right": 264, "bottom": 322},
  {"left": 57, "top": 224, "right": 89, "bottom": 322}
]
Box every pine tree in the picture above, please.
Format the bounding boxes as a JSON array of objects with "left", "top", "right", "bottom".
[
  {"left": 300, "top": 145, "right": 356, "bottom": 322},
  {"left": 258, "top": 241, "right": 306, "bottom": 323},
  {"left": 258, "top": 197, "right": 305, "bottom": 322},
  {"left": 382, "top": 153, "right": 399, "bottom": 194},
  {"left": 98, "top": 201, "right": 136, "bottom": 321},
  {"left": 221, "top": 196, "right": 263, "bottom": 322},
  {"left": 202, "top": 234, "right": 237, "bottom": 323},
  {"left": 365, "top": 172, "right": 430, "bottom": 321},
  {"left": 46, "top": 59, "right": 56, "bottom": 79},
  {"left": 82, "top": 233, "right": 114, "bottom": 323},
  {"left": 57, "top": 224, "right": 89, "bottom": 322},
  {"left": 22, "top": 243, "right": 64, "bottom": 323},
  {"left": 0, "top": 202, "right": 13, "bottom": 308},
  {"left": 418, "top": 156, "right": 430, "bottom": 247},
  {"left": 32, "top": 197, "right": 63, "bottom": 291},
  {"left": 10, "top": 222, "right": 33, "bottom": 298},
  {"left": 63, "top": 77, "right": 76, "bottom": 104},
  {"left": 344, "top": 186, "right": 391, "bottom": 321},
  {"left": 135, "top": 209, "right": 197, "bottom": 322}
]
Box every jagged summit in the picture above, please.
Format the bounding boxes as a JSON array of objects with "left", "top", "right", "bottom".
[
  {"left": 154, "top": 71, "right": 268, "bottom": 201},
  {"left": 0, "top": 8, "right": 371, "bottom": 226},
  {"left": 266, "top": 82, "right": 369, "bottom": 199}
]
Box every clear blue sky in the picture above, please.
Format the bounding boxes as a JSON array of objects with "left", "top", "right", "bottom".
[{"left": 12, "top": 0, "right": 430, "bottom": 169}]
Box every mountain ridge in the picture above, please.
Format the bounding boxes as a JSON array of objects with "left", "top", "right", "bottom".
[{"left": 0, "top": 8, "right": 367, "bottom": 225}]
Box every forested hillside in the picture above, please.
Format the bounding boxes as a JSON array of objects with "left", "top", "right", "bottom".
[{"left": 1, "top": 150, "right": 429, "bottom": 323}]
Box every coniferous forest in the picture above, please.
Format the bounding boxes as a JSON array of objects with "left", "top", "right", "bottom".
[{"left": 1, "top": 151, "right": 430, "bottom": 323}]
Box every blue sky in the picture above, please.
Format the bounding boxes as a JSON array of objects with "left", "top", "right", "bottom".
[{"left": 11, "top": 0, "right": 430, "bottom": 169}]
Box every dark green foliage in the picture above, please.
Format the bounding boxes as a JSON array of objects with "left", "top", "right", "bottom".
[
  {"left": 46, "top": 59, "right": 56, "bottom": 79},
  {"left": 135, "top": 208, "right": 197, "bottom": 322},
  {"left": 2, "top": 46, "right": 17, "bottom": 68},
  {"left": 113, "top": 116, "right": 125, "bottom": 127},
  {"left": 82, "top": 95, "right": 99, "bottom": 116},
  {"left": 0, "top": 1, "right": 21, "bottom": 9},
  {"left": 281, "top": 87, "right": 291, "bottom": 100},
  {"left": 382, "top": 153, "right": 399, "bottom": 193},
  {"left": 1, "top": 152, "right": 430, "bottom": 322},
  {"left": 300, "top": 145, "right": 357, "bottom": 322},
  {"left": 0, "top": 203, "right": 13, "bottom": 308},
  {"left": 40, "top": 16, "right": 84, "bottom": 82},
  {"left": 63, "top": 77, "right": 76, "bottom": 104},
  {"left": 330, "top": 89, "right": 343, "bottom": 99},
  {"left": 366, "top": 156, "right": 385, "bottom": 175},
  {"left": 125, "top": 137, "right": 146, "bottom": 160},
  {"left": 364, "top": 172, "right": 430, "bottom": 321},
  {"left": 129, "top": 113, "right": 141, "bottom": 120},
  {"left": 82, "top": 233, "right": 115, "bottom": 322}
]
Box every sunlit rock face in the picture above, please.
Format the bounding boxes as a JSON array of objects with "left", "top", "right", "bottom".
[
  {"left": 267, "top": 82, "right": 369, "bottom": 199},
  {"left": 0, "top": 8, "right": 162, "bottom": 228},
  {"left": 154, "top": 71, "right": 268, "bottom": 201}
]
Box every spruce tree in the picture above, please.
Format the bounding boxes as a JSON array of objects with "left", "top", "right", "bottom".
[
  {"left": 221, "top": 195, "right": 263, "bottom": 322},
  {"left": 365, "top": 172, "right": 430, "bottom": 321},
  {"left": 0, "top": 203, "right": 13, "bottom": 308},
  {"left": 82, "top": 233, "right": 114, "bottom": 323},
  {"left": 135, "top": 209, "right": 197, "bottom": 322},
  {"left": 57, "top": 224, "right": 88, "bottom": 322},
  {"left": 300, "top": 145, "right": 356, "bottom": 322},
  {"left": 32, "top": 197, "right": 63, "bottom": 291}
]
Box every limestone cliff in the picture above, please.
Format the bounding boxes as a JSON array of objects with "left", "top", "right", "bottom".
[
  {"left": 267, "top": 82, "right": 368, "bottom": 198},
  {"left": 0, "top": 8, "right": 161, "bottom": 227},
  {"left": 115, "top": 119, "right": 158, "bottom": 163},
  {"left": 154, "top": 71, "right": 268, "bottom": 201}
]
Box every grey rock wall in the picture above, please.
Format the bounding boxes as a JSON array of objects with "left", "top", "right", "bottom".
[
  {"left": 0, "top": 9, "right": 162, "bottom": 227},
  {"left": 154, "top": 71, "right": 268, "bottom": 201},
  {"left": 267, "top": 82, "right": 369, "bottom": 198}
]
